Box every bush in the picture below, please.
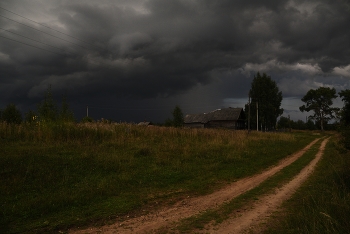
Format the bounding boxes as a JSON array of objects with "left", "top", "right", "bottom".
[{"left": 81, "top": 116, "right": 94, "bottom": 123}]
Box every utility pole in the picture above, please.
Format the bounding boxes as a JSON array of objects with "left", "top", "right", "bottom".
[
  {"left": 87, "top": 106, "right": 89, "bottom": 117},
  {"left": 256, "top": 101, "right": 259, "bottom": 131},
  {"left": 248, "top": 93, "right": 251, "bottom": 133},
  {"left": 288, "top": 115, "right": 291, "bottom": 132}
]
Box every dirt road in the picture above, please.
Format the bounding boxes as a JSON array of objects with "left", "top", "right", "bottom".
[
  {"left": 71, "top": 138, "right": 326, "bottom": 234},
  {"left": 205, "top": 137, "right": 329, "bottom": 233}
]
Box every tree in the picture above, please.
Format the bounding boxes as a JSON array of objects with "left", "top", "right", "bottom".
[
  {"left": 294, "top": 120, "right": 306, "bottom": 130},
  {"left": 37, "top": 85, "right": 57, "bottom": 122},
  {"left": 59, "top": 93, "right": 74, "bottom": 122},
  {"left": 165, "top": 105, "right": 184, "bottom": 127},
  {"left": 339, "top": 89, "right": 350, "bottom": 126},
  {"left": 299, "top": 87, "right": 339, "bottom": 131},
  {"left": 245, "top": 72, "right": 283, "bottom": 131},
  {"left": 306, "top": 119, "right": 316, "bottom": 130},
  {"left": 2, "top": 103, "right": 22, "bottom": 124},
  {"left": 277, "top": 116, "right": 290, "bottom": 129},
  {"left": 172, "top": 105, "right": 184, "bottom": 127}
]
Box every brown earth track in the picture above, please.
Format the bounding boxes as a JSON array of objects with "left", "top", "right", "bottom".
[{"left": 70, "top": 138, "right": 321, "bottom": 234}]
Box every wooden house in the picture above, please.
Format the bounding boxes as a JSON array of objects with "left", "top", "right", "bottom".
[{"left": 184, "top": 107, "right": 245, "bottom": 129}]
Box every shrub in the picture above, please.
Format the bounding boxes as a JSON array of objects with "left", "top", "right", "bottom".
[{"left": 81, "top": 116, "right": 94, "bottom": 123}]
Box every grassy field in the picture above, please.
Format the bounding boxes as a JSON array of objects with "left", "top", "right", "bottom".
[{"left": 0, "top": 122, "right": 321, "bottom": 233}]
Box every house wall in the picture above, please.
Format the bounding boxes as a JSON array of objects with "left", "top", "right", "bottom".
[
  {"left": 184, "top": 123, "right": 205, "bottom": 128},
  {"left": 185, "top": 121, "right": 246, "bottom": 129},
  {"left": 206, "top": 120, "right": 236, "bottom": 129},
  {"left": 206, "top": 120, "right": 245, "bottom": 129}
]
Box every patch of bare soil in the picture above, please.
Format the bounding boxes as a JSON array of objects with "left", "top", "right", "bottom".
[
  {"left": 204, "top": 137, "right": 329, "bottom": 234},
  {"left": 70, "top": 138, "right": 320, "bottom": 234}
]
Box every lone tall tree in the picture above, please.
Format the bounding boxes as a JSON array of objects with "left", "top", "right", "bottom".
[
  {"left": 246, "top": 72, "right": 283, "bottom": 130},
  {"left": 165, "top": 105, "right": 184, "bottom": 127},
  {"left": 299, "top": 87, "right": 338, "bottom": 131},
  {"left": 172, "top": 105, "right": 184, "bottom": 127}
]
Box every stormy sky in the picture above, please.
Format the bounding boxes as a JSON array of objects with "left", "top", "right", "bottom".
[{"left": 1, "top": 0, "right": 350, "bottom": 123}]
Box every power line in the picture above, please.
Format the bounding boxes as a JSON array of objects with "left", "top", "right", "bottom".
[
  {"left": 0, "top": 34, "right": 65, "bottom": 56},
  {"left": 89, "top": 107, "right": 176, "bottom": 111},
  {"left": 0, "top": 14, "right": 88, "bottom": 49},
  {"left": 0, "top": 6, "right": 94, "bottom": 47},
  {"left": 0, "top": 27, "right": 72, "bottom": 54},
  {"left": 0, "top": 28, "right": 112, "bottom": 67},
  {"left": 87, "top": 104, "right": 234, "bottom": 111}
]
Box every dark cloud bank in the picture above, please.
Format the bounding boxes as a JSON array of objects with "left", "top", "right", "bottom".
[{"left": 1, "top": 0, "right": 350, "bottom": 122}]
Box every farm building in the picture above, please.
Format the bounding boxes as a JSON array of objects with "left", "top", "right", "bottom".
[{"left": 184, "top": 107, "right": 245, "bottom": 129}]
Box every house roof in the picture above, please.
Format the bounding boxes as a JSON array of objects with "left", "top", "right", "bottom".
[
  {"left": 138, "top": 121, "right": 152, "bottom": 126},
  {"left": 184, "top": 107, "right": 244, "bottom": 124}
]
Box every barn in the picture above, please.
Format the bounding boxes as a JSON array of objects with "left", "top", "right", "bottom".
[{"left": 184, "top": 107, "right": 245, "bottom": 129}]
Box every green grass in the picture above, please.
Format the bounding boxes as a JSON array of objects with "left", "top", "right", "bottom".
[
  {"left": 0, "top": 123, "right": 318, "bottom": 233},
  {"left": 174, "top": 138, "right": 324, "bottom": 232},
  {"left": 265, "top": 135, "right": 350, "bottom": 233}
]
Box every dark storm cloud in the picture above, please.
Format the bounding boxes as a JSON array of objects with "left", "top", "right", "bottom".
[
  {"left": 1, "top": 0, "right": 350, "bottom": 121},
  {"left": 270, "top": 1, "right": 350, "bottom": 72}
]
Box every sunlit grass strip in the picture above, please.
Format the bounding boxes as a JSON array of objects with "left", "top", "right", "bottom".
[
  {"left": 0, "top": 123, "right": 316, "bottom": 233},
  {"left": 175, "top": 138, "right": 323, "bottom": 233},
  {"left": 265, "top": 136, "right": 350, "bottom": 233}
]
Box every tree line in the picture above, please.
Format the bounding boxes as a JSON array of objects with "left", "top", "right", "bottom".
[
  {"left": 0, "top": 85, "right": 185, "bottom": 126},
  {"left": 1, "top": 74, "right": 350, "bottom": 132},
  {"left": 0, "top": 86, "right": 74, "bottom": 124},
  {"left": 245, "top": 72, "right": 350, "bottom": 132},
  {"left": 277, "top": 116, "right": 331, "bottom": 131}
]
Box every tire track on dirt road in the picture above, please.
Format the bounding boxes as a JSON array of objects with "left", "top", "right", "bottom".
[
  {"left": 205, "top": 137, "right": 329, "bottom": 234},
  {"left": 70, "top": 138, "right": 320, "bottom": 234}
]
